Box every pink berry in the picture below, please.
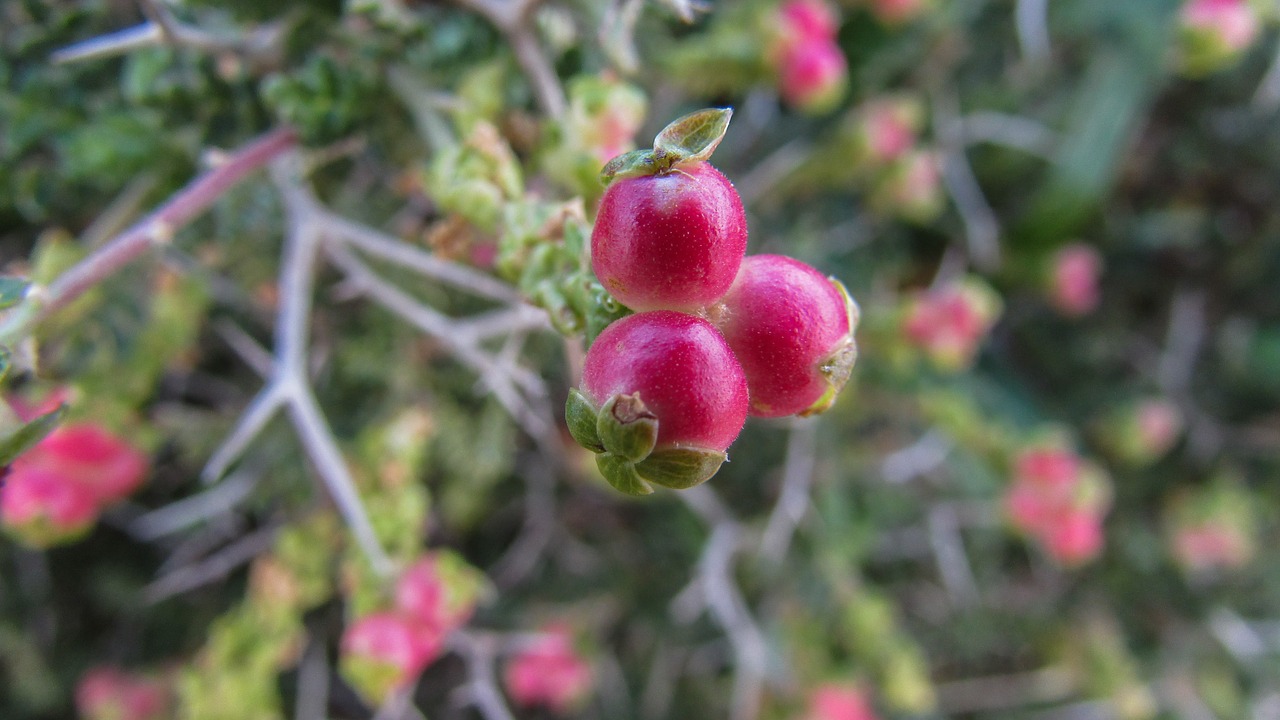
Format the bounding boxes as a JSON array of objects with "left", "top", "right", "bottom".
[
  {"left": 779, "top": 41, "right": 848, "bottom": 114},
  {"left": 1182, "top": 0, "right": 1258, "bottom": 51},
  {"left": 504, "top": 624, "right": 592, "bottom": 714},
  {"left": 581, "top": 312, "right": 748, "bottom": 453},
  {"left": 591, "top": 162, "right": 747, "bottom": 312},
  {"left": 76, "top": 667, "right": 169, "bottom": 720},
  {"left": 394, "top": 552, "right": 483, "bottom": 633},
  {"left": 342, "top": 612, "right": 443, "bottom": 699},
  {"left": 1, "top": 466, "right": 99, "bottom": 545},
  {"left": 714, "top": 255, "right": 857, "bottom": 418},
  {"left": 1048, "top": 243, "right": 1102, "bottom": 317},
  {"left": 806, "top": 683, "right": 879, "bottom": 720},
  {"left": 18, "top": 423, "right": 149, "bottom": 505},
  {"left": 1043, "top": 510, "right": 1104, "bottom": 566},
  {"left": 779, "top": 0, "right": 840, "bottom": 40}
]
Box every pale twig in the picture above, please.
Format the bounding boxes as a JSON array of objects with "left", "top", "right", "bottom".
[
  {"left": 956, "top": 112, "right": 1057, "bottom": 158},
  {"left": 489, "top": 457, "right": 558, "bottom": 589},
  {"left": 450, "top": 631, "right": 519, "bottom": 720},
  {"left": 294, "top": 637, "right": 330, "bottom": 720},
  {"left": 143, "top": 522, "right": 282, "bottom": 603},
  {"left": 933, "top": 93, "right": 1002, "bottom": 271},
  {"left": 453, "top": 0, "right": 567, "bottom": 117},
  {"left": 881, "top": 430, "right": 952, "bottom": 484},
  {"left": 129, "top": 464, "right": 263, "bottom": 540},
  {"left": 214, "top": 319, "right": 275, "bottom": 379},
  {"left": 735, "top": 139, "right": 812, "bottom": 210},
  {"left": 200, "top": 158, "right": 393, "bottom": 577},
  {"left": 0, "top": 128, "right": 298, "bottom": 345},
  {"left": 759, "top": 417, "right": 819, "bottom": 566},
  {"left": 678, "top": 487, "right": 769, "bottom": 720},
  {"left": 927, "top": 504, "right": 980, "bottom": 607},
  {"left": 1208, "top": 607, "right": 1270, "bottom": 662},
  {"left": 372, "top": 687, "right": 427, "bottom": 720},
  {"left": 1014, "top": 0, "right": 1052, "bottom": 64},
  {"left": 1253, "top": 41, "right": 1280, "bottom": 111}
]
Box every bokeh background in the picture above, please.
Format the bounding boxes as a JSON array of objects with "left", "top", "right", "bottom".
[{"left": 3, "top": 0, "right": 1280, "bottom": 718}]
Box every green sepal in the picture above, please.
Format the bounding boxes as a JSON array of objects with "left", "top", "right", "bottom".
[
  {"left": 565, "top": 388, "right": 604, "bottom": 453},
  {"left": 831, "top": 276, "right": 861, "bottom": 332},
  {"left": 653, "top": 107, "right": 733, "bottom": 165},
  {"left": 635, "top": 446, "right": 727, "bottom": 489},
  {"left": 600, "top": 149, "right": 660, "bottom": 186},
  {"left": 596, "top": 453, "right": 654, "bottom": 496},
  {"left": 0, "top": 404, "right": 67, "bottom": 467},
  {"left": 596, "top": 393, "right": 658, "bottom": 463},
  {"left": 804, "top": 338, "right": 857, "bottom": 418},
  {"left": 0, "top": 278, "right": 30, "bottom": 310}
]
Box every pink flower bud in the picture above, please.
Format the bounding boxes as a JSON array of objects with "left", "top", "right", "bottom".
[
  {"left": 1047, "top": 244, "right": 1102, "bottom": 317},
  {"left": 504, "top": 624, "right": 593, "bottom": 714},
  {"left": 805, "top": 683, "right": 879, "bottom": 720},
  {"left": 871, "top": 150, "right": 944, "bottom": 222},
  {"left": 1135, "top": 400, "right": 1182, "bottom": 459},
  {"left": 341, "top": 612, "right": 444, "bottom": 701},
  {"left": 778, "top": 41, "right": 849, "bottom": 114},
  {"left": 902, "top": 278, "right": 1000, "bottom": 371},
  {"left": 857, "top": 98, "right": 921, "bottom": 164},
  {"left": 1182, "top": 0, "right": 1259, "bottom": 51},
  {"left": 1167, "top": 481, "right": 1255, "bottom": 572},
  {"left": 1004, "top": 444, "right": 1111, "bottom": 566},
  {"left": 76, "top": 667, "right": 169, "bottom": 720}
]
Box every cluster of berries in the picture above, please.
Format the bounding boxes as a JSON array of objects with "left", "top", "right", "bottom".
[
  {"left": 341, "top": 552, "right": 485, "bottom": 700},
  {"left": 76, "top": 667, "right": 170, "bottom": 720},
  {"left": 768, "top": 0, "right": 849, "bottom": 114},
  {"left": 1, "top": 395, "right": 149, "bottom": 547},
  {"left": 567, "top": 108, "right": 859, "bottom": 495},
  {"left": 1167, "top": 480, "right": 1256, "bottom": 574},
  {"left": 1004, "top": 444, "right": 1112, "bottom": 566},
  {"left": 844, "top": 96, "right": 944, "bottom": 223},
  {"left": 1179, "top": 0, "right": 1261, "bottom": 76}
]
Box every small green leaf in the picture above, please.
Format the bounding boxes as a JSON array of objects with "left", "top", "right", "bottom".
[
  {"left": 565, "top": 389, "right": 604, "bottom": 453},
  {"left": 596, "top": 393, "right": 658, "bottom": 462},
  {"left": 600, "top": 149, "right": 659, "bottom": 186},
  {"left": 596, "top": 453, "right": 654, "bottom": 496},
  {"left": 0, "top": 404, "right": 66, "bottom": 467},
  {"left": 0, "top": 278, "right": 30, "bottom": 310},
  {"left": 0, "top": 347, "right": 10, "bottom": 385},
  {"left": 635, "top": 447, "right": 726, "bottom": 489},
  {"left": 652, "top": 107, "right": 733, "bottom": 165}
]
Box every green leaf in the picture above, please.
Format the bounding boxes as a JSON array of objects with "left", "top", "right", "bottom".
[
  {"left": 652, "top": 107, "right": 733, "bottom": 165},
  {"left": 596, "top": 393, "right": 658, "bottom": 462},
  {"left": 596, "top": 453, "right": 654, "bottom": 496},
  {"left": 635, "top": 447, "right": 726, "bottom": 490},
  {"left": 565, "top": 388, "right": 604, "bottom": 453},
  {"left": 0, "top": 405, "right": 66, "bottom": 467},
  {"left": 600, "top": 149, "right": 659, "bottom": 186},
  {"left": 0, "top": 347, "right": 10, "bottom": 385},
  {"left": 0, "top": 278, "right": 29, "bottom": 310}
]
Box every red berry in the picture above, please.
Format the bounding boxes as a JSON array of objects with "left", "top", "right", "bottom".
[
  {"left": 1, "top": 465, "right": 99, "bottom": 545},
  {"left": 1047, "top": 243, "right": 1102, "bottom": 317},
  {"left": 17, "top": 423, "right": 149, "bottom": 505},
  {"left": 806, "top": 683, "right": 879, "bottom": 720},
  {"left": 714, "top": 255, "right": 857, "bottom": 418},
  {"left": 591, "top": 162, "right": 747, "bottom": 312},
  {"left": 779, "top": 41, "right": 848, "bottom": 114},
  {"left": 394, "top": 552, "right": 484, "bottom": 633},
  {"left": 581, "top": 311, "right": 748, "bottom": 453}
]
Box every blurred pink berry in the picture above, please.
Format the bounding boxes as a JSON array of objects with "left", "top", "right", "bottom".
[
  {"left": 1015, "top": 447, "right": 1081, "bottom": 490},
  {"left": 2, "top": 466, "right": 99, "bottom": 545},
  {"left": 806, "top": 683, "right": 878, "bottom": 720},
  {"left": 21, "top": 424, "right": 149, "bottom": 505},
  {"left": 860, "top": 99, "right": 919, "bottom": 163},
  {"left": 1048, "top": 244, "right": 1102, "bottom": 317},
  {"left": 1182, "top": 0, "right": 1259, "bottom": 51},
  {"left": 76, "top": 667, "right": 169, "bottom": 720},
  {"left": 342, "top": 612, "right": 443, "bottom": 699},
  {"left": 779, "top": 41, "right": 848, "bottom": 114},
  {"left": 872, "top": 150, "right": 943, "bottom": 222},
  {"left": 903, "top": 278, "right": 1000, "bottom": 371},
  {"left": 1173, "top": 522, "right": 1252, "bottom": 571},
  {"left": 1135, "top": 399, "right": 1182, "bottom": 459},
  {"left": 504, "top": 625, "right": 593, "bottom": 714},
  {"left": 394, "top": 553, "right": 483, "bottom": 633},
  {"left": 1043, "top": 509, "right": 1104, "bottom": 566},
  {"left": 779, "top": 0, "right": 840, "bottom": 40}
]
